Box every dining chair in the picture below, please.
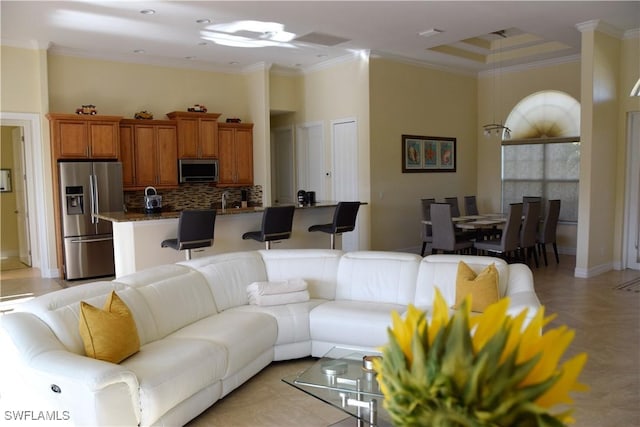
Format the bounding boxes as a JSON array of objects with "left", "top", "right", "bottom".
[
  {"left": 242, "top": 205, "right": 295, "bottom": 249},
  {"left": 464, "top": 195, "right": 479, "bottom": 216},
  {"left": 444, "top": 197, "right": 461, "bottom": 217},
  {"left": 430, "top": 203, "right": 473, "bottom": 254},
  {"left": 519, "top": 200, "right": 541, "bottom": 268},
  {"left": 473, "top": 203, "right": 523, "bottom": 261},
  {"left": 420, "top": 198, "right": 435, "bottom": 256},
  {"left": 537, "top": 199, "right": 561, "bottom": 266}
]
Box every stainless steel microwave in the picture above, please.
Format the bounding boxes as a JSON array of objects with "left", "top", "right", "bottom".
[{"left": 179, "top": 159, "right": 219, "bottom": 183}]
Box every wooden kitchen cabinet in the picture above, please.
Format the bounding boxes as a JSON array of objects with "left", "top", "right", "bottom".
[
  {"left": 47, "top": 113, "right": 122, "bottom": 159},
  {"left": 218, "top": 123, "right": 253, "bottom": 187},
  {"left": 166, "top": 111, "right": 221, "bottom": 159},
  {"left": 120, "top": 120, "right": 178, "bottom": 189}
]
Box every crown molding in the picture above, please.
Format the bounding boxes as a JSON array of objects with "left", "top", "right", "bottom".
[
  {"left": 47, "top": 45, "right": 244, "bottom": 75},
  {"left": 624, "top": 28, "right": 640, "bottom": 40},
  {"left": 1, "top": 39, "right": 50, "bottom": 50},
  {"left": 477, "top": 54, "right": 581, "bottom": 78},
  {"left": 369, "top": 50, "right": 476, "bottom": 77},
  {"left": 576, "top": 19, "right": 625, "bottom": 39},
  {"left": 299, "top": 51, "right": 364, "bottom": 75}
]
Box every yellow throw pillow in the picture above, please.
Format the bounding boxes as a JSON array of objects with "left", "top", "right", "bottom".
[
  {"left": 453, "top": 261, "right": 500, "bottom": 312},
  {"left": 79, "top": 291, "right": 140, "bottom": 363}
]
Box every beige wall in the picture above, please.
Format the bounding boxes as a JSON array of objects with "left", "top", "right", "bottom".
[
  {"left": 613, "top": 33, "right": 640, "bottom": 265},
  {"left": 47, "top": 55, "right": 251, "bottom": 120},
  {"left": 300, "top": 57, "right": 371, "bottom": 249},
  {"left": 477, "top": 60, "right": 582, "bottom": 253},
  {"left": 369, "top": 58, "right": 477, "bottom": 251},
  {"left": 576, "top": 27, "right": 622, "bottom": 276},
  {"left": 1, "top": 126, "right": 19, "bottom": 256},
  {"left": 0, "top": 46, "right": 56, "bottom": 273}
]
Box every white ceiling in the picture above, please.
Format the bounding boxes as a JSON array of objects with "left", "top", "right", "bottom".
[{"left": 1, "top": 1, "right": 638, "bottom": 75}]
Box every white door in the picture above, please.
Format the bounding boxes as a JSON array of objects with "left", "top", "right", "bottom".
[
  {"left": 624, "top": 112, "right": 640, "bottom": 270},
  {"left": 272, "top": 127, "right": 295, "bottom": 204},
  {"left": 12, "top": 127, "right": 32, "bottom": 266},
  {"left": 296, "top": 122, "right": 325, "bottom": 200},
  {"left": 332, "top": 119, "right": 360, "bottom": 251}
]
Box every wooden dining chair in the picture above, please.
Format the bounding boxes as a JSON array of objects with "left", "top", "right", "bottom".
[
  {"left": 430, "top": 203, "right": 473, "bottom": 254},
  {"left": 473, "top": 203, "right": 523, "bottom": 261},
  {"left": 537, "top": 199, "right": 561, "bottom": 265},
  {"left": 520, "top": 200, "right": 541, "bottom": 267}
]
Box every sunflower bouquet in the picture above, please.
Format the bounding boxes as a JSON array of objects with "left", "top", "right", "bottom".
[{"left": 373, "top": 290, "right": 588, "bottom": 427}]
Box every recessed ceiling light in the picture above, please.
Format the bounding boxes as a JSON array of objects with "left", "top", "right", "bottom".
[
  {"left": 198, "top": 42, "right": 208, "bottom": 46},
  {"left": 229, "top": 61, "right": 239, "bottom": 65},
  {"left": 316, "top": 54, "right": 328, "bottom": 58},
  {"left": 184, "top": 56, "right": 196, "bottom": 60},
  {"left": 140, "top": 9, "right": 155, "bottom": 15},
  {"left": 196, "top": 19, "right": 211, "bottom": 24},
  {"left": 133, "top": 49, "right": 145, "bottom": 54}
]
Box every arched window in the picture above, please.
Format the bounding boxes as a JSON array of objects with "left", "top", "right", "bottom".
[{"left": 501, "top": 91, "right": 580, "bottom": 222}]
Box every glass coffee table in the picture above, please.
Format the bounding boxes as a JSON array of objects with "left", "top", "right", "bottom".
[{"left": 282, "top": 347, "right": 392, "bottom": 427}]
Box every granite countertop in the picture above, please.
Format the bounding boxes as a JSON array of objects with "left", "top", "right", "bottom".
[{"left": 96, "top": 202, "right": 340, "bottom": 223}]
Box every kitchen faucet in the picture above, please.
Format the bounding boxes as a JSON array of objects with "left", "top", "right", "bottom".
[{"left": 221, "top": 191, "right": 230, "bottom": 211}]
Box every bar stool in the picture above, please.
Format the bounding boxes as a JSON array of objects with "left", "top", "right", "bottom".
[
  {"left": 308, "top": 201, "right": 360, "bottom": 249},
  {"left": 161, "top": 209, "right": 216, "bottom": 260},
  {"left": 242, "top": 205, "right": 295, "bottom": 249}
]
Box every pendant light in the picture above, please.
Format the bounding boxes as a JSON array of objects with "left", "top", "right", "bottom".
[{"left": 483, "top": 30, "right": 511, "bottom": 139}]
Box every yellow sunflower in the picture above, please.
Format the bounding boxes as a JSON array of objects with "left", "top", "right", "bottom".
[{"left": 374, "top": 289, "right": 588, "bottom": 427}]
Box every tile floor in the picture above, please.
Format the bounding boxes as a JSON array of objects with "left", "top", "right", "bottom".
[{"left": 1, "top": 254, "right": 639, "bottom": 426}]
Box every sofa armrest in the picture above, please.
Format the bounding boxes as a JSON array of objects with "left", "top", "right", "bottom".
[
  {"left": 505, "top": 263, "right": 541, "bottom": 320},
  {"left": 1, "top": 312, "right": 140, "bottom": 426}
]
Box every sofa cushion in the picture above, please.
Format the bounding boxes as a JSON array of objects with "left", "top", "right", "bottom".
[
  {"left": 310, "top": 300, "right": 406, "bottom": 349},
  {"left": 115, "top": 264, "right": 217, "bottom": 340},
  {"left": 79, "top": 291, "right": 140, "bottom": 363},
  {"left": 180, "top": 252, "right": 267, "bottom": 311},
  {"left": 230, "top": 299, "right": 325, "bottom": 346},
  {"left": 453, "top": 261, "right": 499, "bottom": 312},
  {"left": 415, "top": 255, "right": 509, "bottom": 308},
  {"left": 259, "top": 249, "right": 342, "bottom": 299},
  {"left": 121, "top": 338, "right": 226, "bottom": 426},
  {"left": 168, "top": 310, "right": 277, "bottom": 378},
  {"left": 335, "top": 251, "right": 421, "bottom": 304}
]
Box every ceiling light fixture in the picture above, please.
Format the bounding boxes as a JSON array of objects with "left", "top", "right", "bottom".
[
  {"left": 196, "top": 19, "right": 211, "bottom": 24},
  {"left": 483, "top": 30, "right": 511, "bottom": 139},
  {"left": 418, "top": 28, "right": 444, "bottom": 38},
  {"left": 133, "top": 49, "right": 145, "bottom": 54},
  {"left": 140, "top": 9, "right": 155, "bottom": 15}
]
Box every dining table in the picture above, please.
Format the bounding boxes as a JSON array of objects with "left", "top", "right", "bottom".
[{"left": 422, "top": 214, "right": 507, "bottom": 229}]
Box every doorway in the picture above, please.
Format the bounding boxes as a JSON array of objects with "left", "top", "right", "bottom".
[
  {"left": 0, "top": 112, "right": 53, "bottom": 277},
  {"left": 331, "top": 118, "right": 360, "bottom": 251},
  {"left": 624, "top": 112, "right": 640, "bottom": 270},
  {"left": 271, "top": 126, "right": 295, "bottom": 205}
]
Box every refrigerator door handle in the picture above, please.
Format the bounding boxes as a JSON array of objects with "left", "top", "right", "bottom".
[
  {"left": 69, "top": 237, "right": 114, "bottom": 243},
  {"left": 89, "top": 174, "right": 97, "bottom": 224}
]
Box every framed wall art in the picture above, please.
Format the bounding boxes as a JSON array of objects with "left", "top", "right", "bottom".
[{"left": 401, "top": 134, "right": 456, "bottom": 173}]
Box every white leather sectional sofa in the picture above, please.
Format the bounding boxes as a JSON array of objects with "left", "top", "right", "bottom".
[{"left": 0, "top": 250, "right": 539, "bottom": 426}]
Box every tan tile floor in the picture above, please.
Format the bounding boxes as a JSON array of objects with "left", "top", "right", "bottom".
[{"left": 2, "top": 254, "right": 639, "bottom": 426}]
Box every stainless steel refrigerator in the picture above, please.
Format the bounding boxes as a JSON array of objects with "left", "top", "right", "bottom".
[{"left": 59, "top": 161, "right": 123, "bottom": 280}]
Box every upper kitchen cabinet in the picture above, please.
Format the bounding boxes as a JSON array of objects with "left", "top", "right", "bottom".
[
  {"left": 218, "top": 122, "right": 253, "bottom": 187},
  {"left": 47, "top": 114, "right": 122, "bottom": 160},
  {"left": 166, "top": 111, "right": 221, "bottom": 159},
  {"left": 120, "top": 119, "right": 178, "bottom": 190}
]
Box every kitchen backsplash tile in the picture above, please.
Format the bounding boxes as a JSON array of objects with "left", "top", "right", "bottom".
[{"left": 125, "top": 184, "right": 262, "bottom": 211}]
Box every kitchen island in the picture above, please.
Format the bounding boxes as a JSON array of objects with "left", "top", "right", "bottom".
[{"left": 97, "top": 203, "right": 343, "bottom": 277}]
